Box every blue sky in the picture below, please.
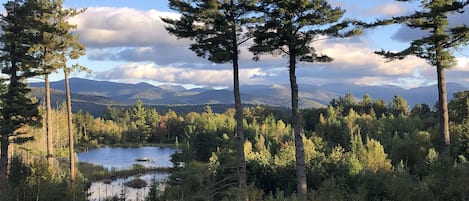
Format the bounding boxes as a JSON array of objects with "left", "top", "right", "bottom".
[{"left": 2, "top": 0, "right": 469, "bottom": 89}]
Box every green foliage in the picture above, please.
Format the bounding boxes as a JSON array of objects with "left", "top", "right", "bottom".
[
  {"left": 310, "top": 177, "right": 366, "bottom": 201},
  {"left": 2, "top": 0, "right": 469, "bottom": 200},
  {"left": 129, "top": 99, "right": 150, "bottom": 143},
  {"left": 3, "top": 157, "right": 88, "bottom": 201},
  {"left": 370, "top": 0, "right": 469, "bottom": 158},
  {"left": 359, "top": 137, "right": 392, "bottom": 173},
  {"left": 145, "top": 178, "right": 162, "bottom": 201},
  {"left": 156, "top": 95, "right": 446, "bottom": 199},
  {"left": 389, "top": 95, "right": 409, "bottom": 116},
  {"left": 163, "top": 0, "right": 257, "bottom": 63},
  {"left": 0, "top": 0, "right": 42, "bottom": 178},
  {"left": 163, "top": 162, "right": 213, "bottom": 201},
  {"left": 450, "top": 118, "right": 469, "bottom": 159},
  {"left": 28, "top": 0, "right": 85, "bottom": 75},
  {"left": 372, "top": 1, "right": 469, "bottom": 66},
  {"left": 163, "top": 0, "right": 259, "bottom": 191},
  {"left": 315, "top": 106, "right": 351, "bottom": 148},
  {"left": 249, "top": 1, "right": 361, "bottom": 199},
  {"left": 449, "top": 91, "right": 469, "bottom": 124},
  {"left": 157, "top": 92, "right": 469, "bottom": 200},
  {"left": 7, "top": 89, "right": 469, "bottom": 201}
]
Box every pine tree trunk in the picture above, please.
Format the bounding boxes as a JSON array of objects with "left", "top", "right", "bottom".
[
  {"left": 0, "top": 136, "right": 9, "bottom": 179},
  {"left": 1, "top": 58, "right": 19, "bottom": 179},
  {"left": 65, "top": 69, "right": 75, "bottom": 181},
  {"left": 437, "top": 65, "right": 450, "bottom": 158},
  {"left": 229, "top": 3, "right": 247, "bottom": 198},
  {"left": 234, "top": 48, "right": 247, "bottom": 190},
  {"left": 45, "top": 74, "right": 54, "bottom": 166},
  {"left": 290, "top": 53, "right": 307, "bottom": 201}
]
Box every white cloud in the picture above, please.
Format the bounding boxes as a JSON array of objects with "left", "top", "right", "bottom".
[
  {"left": 308, "top": 37, "right": 432, "bottom": 76},
  {"left": 329, "top": 0, "right": 409, "bottom": 20},
  {"left": 370, "top": 3, "right": 408, "bottom": 16},
  {"left": 454, "top": 57, "right": 469, "bottom": 72},
  {"left": 353, "top": 76, "right": 401, "bottom": 86},
  {"left": 70, "top": 7, "right": 185, "bottom": 48},
  {"left": 95, "top": 63, "right": 269, "bottom": 86},
  {"left": 72, "top": 6, "right": 469, "bottom": 88}
]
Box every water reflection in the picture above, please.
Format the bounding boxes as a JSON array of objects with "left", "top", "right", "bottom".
[
  {"left": 77, "top": 146, "right": 175, "bottom": 170},
  {"left": 77, "top": 147, "right": 175, "bottom": 201},
  {"left": 87, "top": 173, "right": 168, "bottom": 201}
]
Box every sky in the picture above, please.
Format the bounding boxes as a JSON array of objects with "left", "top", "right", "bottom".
[{"left": 2, "top": 0, "right": 469, "bottom": 89}]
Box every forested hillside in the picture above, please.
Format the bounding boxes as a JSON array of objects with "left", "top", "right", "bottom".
[
  {"left": 11, "top": 92, "right": 469, "bottom": 200},
  {"left": 30, "top": 78, "right": 468, "bottom": 109}
]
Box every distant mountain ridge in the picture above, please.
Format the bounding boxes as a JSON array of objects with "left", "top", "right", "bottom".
[{"left": 30, "top": 78, "right": 468, "bottom": 111}]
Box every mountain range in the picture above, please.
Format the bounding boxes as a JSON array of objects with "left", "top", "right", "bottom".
[{"left": 29, "top": 78, "right": 468, "bottom": 115}]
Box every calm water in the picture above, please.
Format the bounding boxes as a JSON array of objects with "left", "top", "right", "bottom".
[
  {"left": 77, "top": 146, "right": 175, "bottom": 170},
  {"left": 87, "top": 173, "right": 169, "bottom": 201},
  {"left": 77, "top": 146, "right": 176, "bottom": 201}
]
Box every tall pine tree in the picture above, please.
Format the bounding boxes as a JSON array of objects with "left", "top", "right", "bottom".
[
  {"left": 29, "top": 0, "right": 85, "bottom": 166},
  {"left": 162, "top": 1, "right": 258, "bottom": 197},
  {"left": 132, "top": 99, "right": 149, "bottom": 143},
  {"left": 371, "top": 0, "right": 469, "bottom": 158},
  {"left": 249, "top": 1, "right": 359, "bottom": 200},
  {"left": 58, "top": 9, "right": 87, "bottom": 181},
  {"left": 0, "top": 0, "right": 41, "bottom": 179}
]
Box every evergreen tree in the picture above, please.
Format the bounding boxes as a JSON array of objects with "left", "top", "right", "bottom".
[
  {"left": 370, "top": 0, "right": 469, "bottom": 158},
  {"left": 29, "top": 0, "right": 84, "bottom": 166},
  {"left": 359, "top": 94, "right": 373, "bottom": 114},
  {"left": 145, "top": 178, "right": 161, "bottom": 201},
  {"left": 249, "top": 1, "right": 359, "bottom": 199},
  {"left": 132, "top": 99, "right": 149, "bottom": 143},
  {"left": 0, "top": 0, "right": 41, "bottom": 179},
  {"left": 58, "top": 8, "right": 86, "bottom": 182},
  {"left": 373, "top": 99, "right": 388, "bottom": 118},
  {"left": 389, "top": 95, "right": 409, "bottom": 116},
  {"left": 448, "top": 91, "right": 469, "bottom": 123},
  {"left": 162, "top": 0, "right": 258, "bottom": 196}
]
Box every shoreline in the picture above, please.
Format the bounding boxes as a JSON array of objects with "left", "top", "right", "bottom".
[
  {"left": 78, "top": 161, "right": 172, "bottom": 182},
  {"left": 75, "top": 142, "right": 176, "bottom": 153}
]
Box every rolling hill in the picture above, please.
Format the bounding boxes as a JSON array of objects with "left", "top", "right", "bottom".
[{"left": 29, "top": 78, "right": 468, "bottom": 116}]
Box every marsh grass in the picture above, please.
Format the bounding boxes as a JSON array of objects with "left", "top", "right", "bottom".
[{"left": 78, "top": 162, "right": 170, "bottom": 182}]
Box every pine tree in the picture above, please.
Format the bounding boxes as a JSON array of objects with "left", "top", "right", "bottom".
[
  {"left": 371, "top": 0, "right": 469, "bottom": 158},
  {"left": 145, "top": 178, "right": 161, "bottom": 201},
  {"left": 0, "top": 0, "right": 41, "bottom": 179},
  {"left": 389, "top": 95, "right": 409, "bottom": 116},
  {"left": 162, "top": 0, "right": 258, "bottom": 196},
  {"left": 132, "top": 99, "right": 149, "bottom": 143},
  {"left": 27, "top": 0, "right": 85, "bottom": 167},
  {"left": 249, "top": 1, "right": 359, "bottom": 200},
  {"left": 59, "top": 8, "right": 87, "bottom": 182}
]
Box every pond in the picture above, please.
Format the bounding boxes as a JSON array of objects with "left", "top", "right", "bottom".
[
  {"left": 87, "top": 173, "right": 169, "bottom": 201},
  {"left": 77, "top": 146, "right": 176, "bottom": 201},
  {"left": 77, "top": 146, "right": 175, "bottom": 170}
]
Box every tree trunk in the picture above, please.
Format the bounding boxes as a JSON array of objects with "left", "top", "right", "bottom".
[
  {"left": 233, "top": 39, "right": 247, "bottom": 191},
  {"left": 0, "top": 136, "right": 9, "bottom": 179},
  {"left": 45, "top": 74, "right": 53, "bottom": 167},
  {"left": 234, "top": 63, "right": 248, "bottom": 198},
  {"left": 65, "top": 69, "right": 75, "bottom": 181},
  {"left": 437, "top": 65, "right": 450, "bottom": 158},
  {"left": 229, "top": 2, "right": 247, "bottom": 198},
  {"left": 289, "top": 53, "right": 307, "bottom": 201}
]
